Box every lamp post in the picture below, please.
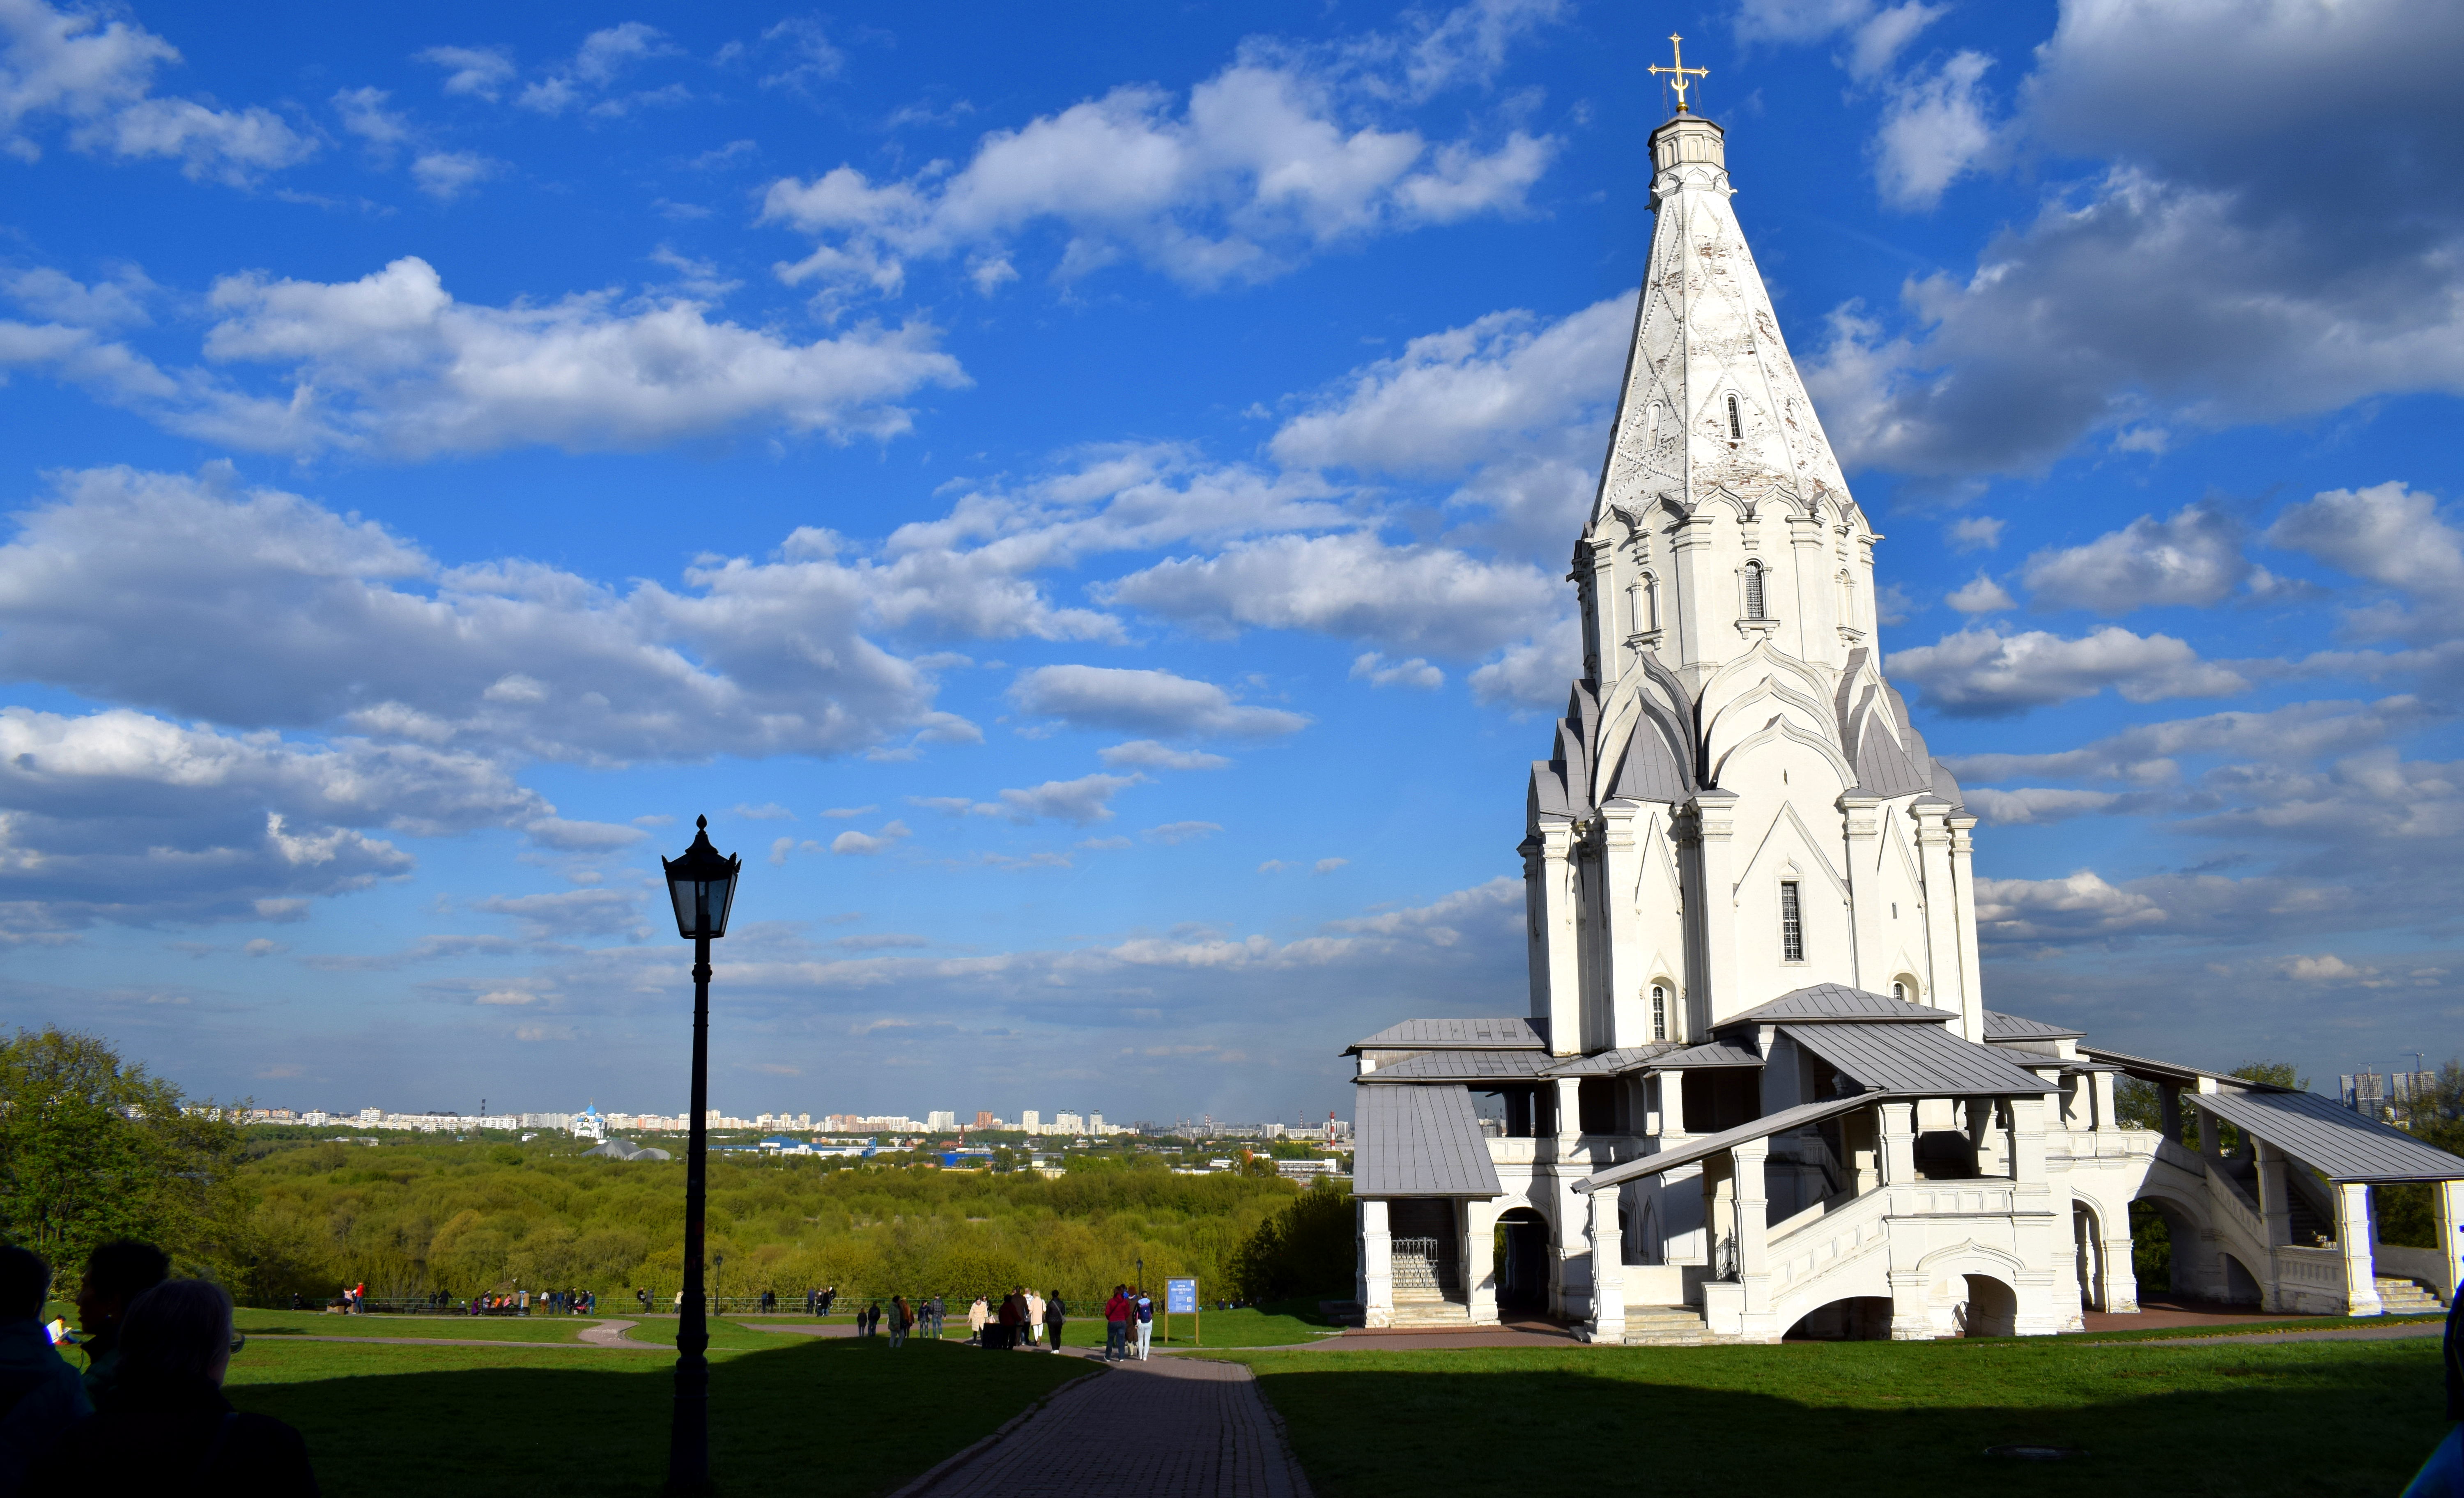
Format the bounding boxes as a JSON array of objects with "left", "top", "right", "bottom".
[{"left": 662, "top": 816, "right": 740, "bottom": 1495}]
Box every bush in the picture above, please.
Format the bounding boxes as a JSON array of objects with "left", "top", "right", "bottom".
[{"left": 1230, "top": 1182, "right": 1353, "bottom": 1302}]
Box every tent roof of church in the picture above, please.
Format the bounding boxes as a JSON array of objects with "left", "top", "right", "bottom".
[
  {"left": 1781, "top": 1022, "right": 2060, "bottom": 1098},
  {"left": 2189, "top": 1088, "right": 2464, "bottom": 1183},
  {"left": 1356, "top": 1048, "right": 1556, "bottom": 1083},
  {"left": 1983, "top": 1009, "right": 2085, "bottom": 1042},
  {"left": 1720, "top": 984, "right": 1958, "bottom": 1027},
  {"left": 1352, "top": 1083, "right": 1505, "bottom": 1198},
  {"left": 1344, "top": 1016, "right": 1549, "bottom": 1055}
]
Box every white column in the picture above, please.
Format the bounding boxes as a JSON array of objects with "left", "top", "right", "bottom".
[
  {"left": 1598, "top": 802, "right": 1643, "bottom": 1050},
  {"left": 1878, "top": 1101, "right": 1916, "bottom": 1185},
  {"left": 1733, "top": 1137, "right": 1774, "bottom": 1338},
  {"left": 1947, "top": 813, "right": 1985, "bottom": 1042},
  {"left": 1536, "top": 821, "right": 1581, "bottom": 1057},
  {"left": 2334, "top": 1183, "right": 2383, "bottom": 1317},
  {"left": 1912, "top": 804, "right": 1970, "bottom": 1040},
  {"left": 1585, "top": 1188, "right": 1626, "bottom": 1344},
  {"left": 1687, "top": 790, "right": 1740, "bottom": 1027},
  {"left": 1464, "top": 1198, "right": 1499, "bottom": 1325},
  {"left": 2436, "top": 1180, "right": 2464, "bottom": 1305},
  {"left": 1839, "top": 793, "right": 1882, "bottom": 992},
  {"left": 2102, "top": 1226, "right": 2141, "bottom": 1314},
  {"left": 2090, "top": 1071, "right": 2119, "bottom": 1134},
  {"left": 1361, "top": 1198, "right": 1394, "bottom": 1329},
  {"left": 2255, "top": 1142, "right": 2292, "bottom": 1247}
]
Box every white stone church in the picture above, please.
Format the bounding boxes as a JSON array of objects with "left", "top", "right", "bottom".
[{"left": 1347, "top": 100, "right": 2464, "bottom": 1342}]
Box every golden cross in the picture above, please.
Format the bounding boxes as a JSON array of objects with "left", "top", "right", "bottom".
[{"left": 1648, "top": 33, "right": 1709, "bottom": 114}]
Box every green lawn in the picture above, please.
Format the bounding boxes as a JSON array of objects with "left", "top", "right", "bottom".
[
  {"left": 234, "top": 1307, "right": 602, "bottom": 1343},
  {"left": 1230, "top": 1336, "right": 2453, "bottom": 1498},
  {"left": 221, "top": 1333, "right": 1094, "bottom": 1496}
]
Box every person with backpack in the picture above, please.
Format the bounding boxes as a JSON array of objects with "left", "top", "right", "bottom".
[
  {"left": 28, "top": 1278, "right": 319, "bottom": 1496},
  {"left": 1045, "top": 1291, "right": 1068, "bottom": 1354},
  {"left": 889, "top": 1296, "right": 911, "bottom": 1349},
  {"left": 0, "top": 1245, "right": 90, "bottom": 1493},
  {"left": 1134, "top": 1287, "right": 1154, "bottom": 1361},
  {"left": 1102, "top": 1285, "right": 1130, "bottom": 1362}
]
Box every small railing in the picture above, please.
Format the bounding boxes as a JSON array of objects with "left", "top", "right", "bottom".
[{"left": 1391, "top": 1237, "right": 1446, "bottom": 1291}]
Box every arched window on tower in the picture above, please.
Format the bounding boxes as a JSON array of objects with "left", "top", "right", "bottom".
[
  {"left": 1743, "top": 561, "right": 1767, "bottom": 621},
  {"left": 1837, "top": 570, "right": 1855, "bottom": 629},
  {"left": 1726, "top": 393, "right": 1742, "bottom": 440},
  {"left": 1629, "top": 573, "right": 1660, "bottom": 636},
  {"left": 1650, "top": 983, "right": 1668, "bottom": 1041},
  {"left": 1892, "top": 980, "right": 1906, "bottom": 1002}
]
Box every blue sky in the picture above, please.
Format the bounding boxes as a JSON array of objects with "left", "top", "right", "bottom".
[{"left": 3, "top": 0, "right": 2460, "bottom": 1124}]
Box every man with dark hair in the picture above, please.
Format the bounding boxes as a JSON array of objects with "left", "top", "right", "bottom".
[
  {"left": 0, "top": 1245, "right": 90, "bottom": 1490},
  {"left": 73, "top": 1240, "right": 168, "bottom": 1407}
]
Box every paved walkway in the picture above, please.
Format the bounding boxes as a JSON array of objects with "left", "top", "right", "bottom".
[{"left": 894, "top": 1353, "right": 1312, "bottom": 1498}]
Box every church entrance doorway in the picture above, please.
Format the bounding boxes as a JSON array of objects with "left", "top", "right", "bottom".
[
  {"left": 1956, "top": 1274, "right": 2016, "bottom": 1336},
  {"left": 2073, "top": 1203, "right": 2104, "bottom": 1312},
  {"left": 1494, "top": 1208, "right": 1549, "bottom": 1311}
]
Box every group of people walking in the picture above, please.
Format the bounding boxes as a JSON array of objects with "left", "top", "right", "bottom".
[
  {"left": 849, "top": 1295, "right": 940, "bottom": 1345},
  {"left": 0, "top": 1237, "right": 320, "bottom": 1495},
  {"left": 1101, "top": 1286, "right": 1153, "bottom": 1362},
  {"left": 965, "top": 1289, "right": 1067, "bottom": 1351}
]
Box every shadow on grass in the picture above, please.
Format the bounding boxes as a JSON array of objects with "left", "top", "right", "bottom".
[
  {"left": 229, "top": 1335, "right": 1091, "bottom": 1498},
  {"left": 1244, "top": 1339, "right": 2450, "bottom": 1498}
]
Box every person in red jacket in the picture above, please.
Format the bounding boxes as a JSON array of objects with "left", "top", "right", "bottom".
[{"left": 1102, "top": 1284, "right": 1131, "bottom": 1362}]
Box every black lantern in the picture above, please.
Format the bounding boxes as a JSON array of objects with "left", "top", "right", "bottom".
[
  {"left": 662, "top": 817, "right": 740, "bottom": 939},
  {"left": 662, "top": 815, "right": 738, "bottom": 1495}
]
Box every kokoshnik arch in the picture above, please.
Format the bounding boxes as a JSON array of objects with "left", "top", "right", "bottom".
[{"left": 1342, "top": 82, "right": 2464, "bottom": 1344}]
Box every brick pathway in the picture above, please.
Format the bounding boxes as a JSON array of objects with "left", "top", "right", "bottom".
[{"left": 894, "top": 1353, "right": 1312, "bottom": 1498}]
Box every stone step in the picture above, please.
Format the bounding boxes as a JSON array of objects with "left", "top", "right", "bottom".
[
  {"left": 1620, "top": 1307, "right": 1722, "bottom": 1347},
  {"left": 2374, "top": 1276, "right": 2446, "bottom": 1311}
]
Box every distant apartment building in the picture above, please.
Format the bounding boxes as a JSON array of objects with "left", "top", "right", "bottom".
[{"left": 927, "top": 1110, "right": 957, "bottom": 1130}]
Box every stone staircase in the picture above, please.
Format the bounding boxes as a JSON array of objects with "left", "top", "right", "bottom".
[
  {"left": 1386, "top": 1287, "right": 1475, "bottom": 1327},
  {"left": 2375, "top": 1275, "right": 2446, "bottom": 1314},
  {"left": 1620, "top": 1306, "right": 1727, "bottom": 1346},
  {"left": 1386, "top": 1236, "right": 1471, "bottom": 1327},
  {"left": 2286, "top": 1193, "right": 2333, "bottom": 1248}
]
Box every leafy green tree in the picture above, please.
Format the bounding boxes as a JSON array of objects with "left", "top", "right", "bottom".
[
  {"left": 1230, "top": 1181, "right": 1352, "bottom": 1303},
  {"left": 0, "top": 1027, "right": 246, "bottom": 1287}
]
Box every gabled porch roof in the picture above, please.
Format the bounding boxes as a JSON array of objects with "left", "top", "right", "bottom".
[
  {"left": 1572, "top": 1095, "right": 1869, "bottom": 1193},
  {"left": 2188, "top": 1088, "right": 2464, "bottom": 1184}
]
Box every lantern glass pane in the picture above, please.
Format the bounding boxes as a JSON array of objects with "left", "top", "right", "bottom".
[
  {"left": 668, "top": 878, "right": 698, "bottom": 938},
  {"left": 710, "top": 871, "right": 737, "bottom": 937}
]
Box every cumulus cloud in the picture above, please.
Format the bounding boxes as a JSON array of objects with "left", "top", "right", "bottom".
[
  {"left": 2265, "top": 482, "right": 2464, "bottom": 642},
  {"left": 1974, "top": 869, "right": 2167, "bottom": 943},
  {"left": 917, "top": 774, "right": 1143, "bottom": 827},
  {"left": 758, "top": 4, "right": 1558, "bottom": 297},
  {"left": 471, "top": 888, "right": 644, "bottom": 937},
  {"left": 1098, "top": 740, "right": 1232, "bottom": 771},
  {"left": 516, "top": 23, "right": 684, "bottom": 118},
  {"left": 417, "top": 45, "right": 516, "bottom": 100},
  {"left": 0, "top": 0, "right": 317, "bottom": 182},
  {"left": 1945, "top": 572, "right": 2013, "bottom": 614},
  {"left": 1105, "top": 531, "right": 1559, "bottom": 659},
  {"left": 1144, "top": 820, "right": 1221, "bottom": 845},
  {"left": 1351, "top": 652, "right": 1445, "bottom": 689},
  {"left": 1947, "top": 515, "right": 2003, "bottom": 552},
  {"left": 1890, "top": 623, "right": 2248, "bottom": 715},
  {"left": 1872, "top": 50, "right": 1999, "bottom": 210},
  {"left": 525, "top": 818, "right": 647, "bottom": 851},
  {"left": 1008, "top": 665, "right": 1306, "bottom": 740},
  {"left": 1943, "top": 696, "right": 2440, "bottom": 787},
  {"left": 2021, "top": 503, "right": 2250, "bottom": 613},
  {"left": 830, "top": 820, "right": 911, "bottom": 855},
  {"left": 0, "top": 705, "right": 538, "bottom": 933},
  {"left": 1961, "top": 787, "right": 2122, "bottom": 825}
]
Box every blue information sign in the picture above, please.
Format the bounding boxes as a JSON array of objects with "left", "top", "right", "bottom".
[{"left": 1166, "top": 1278, "right": 1198, "bottom": 1314}]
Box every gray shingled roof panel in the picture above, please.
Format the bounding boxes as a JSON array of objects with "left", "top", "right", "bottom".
[
  {"left": 2189, "top": 1089, "right": 2464, "bottom": 1184},
  {"left": 1358, "top": 1049, "right": 1556, "bottom": 1083},
  {"left": 2078, "top": 1046, "right": 2294, "bottom": 1091},
  {"left": 1983, "top": 1009, "right": 2086, "bottom": 1042},
  {"left": 1574, "top": 1095, "right": 1871, "bottom": 1193},
  {"left": 1345, "top": 1016, "right": 1548, "bottom": 1055},
  {"left": 1722, "top": 983, "right": 1958, "bottom": 1027},
  {"left": 1542, "top": 1044, "right": 1684, "bottom": 1078},
  {"left": 1352, "top": 1083, "right": 1505, "bottom": 1198},
  {"left": 1648, "top": 1041, "right": 1768, "bottom": 1070},
  {"left": 1781, "top": 1023, "right": 2060, "bottom": 1097}
]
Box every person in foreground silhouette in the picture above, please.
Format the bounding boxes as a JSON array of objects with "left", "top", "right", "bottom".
[{"left": 30, "top": 1278, "right": 319, "bottom": 1497}]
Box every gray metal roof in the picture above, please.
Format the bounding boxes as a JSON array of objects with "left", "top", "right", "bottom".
[
  {"left": 1983, "top": 1009, "right": 2085, "bottom": 1042},
  {"left": 1781, "top": 1023, "right": 2060, "bottom": 1097},
  {"left": 1542, "top": 1044, "right": 1685, "bottom": 1078},
  {"left": 1358, "top": 1048, "right": 1556, "bottom": 1084},
  {"left": 1647, "top": 1040, "right": 1768, "bottom": 1070},
  {"left": 2078, "top": 1046, "right": 2295, "bottom": 1092},
  {"left": 2188, "top": 1089, "right": 2464, "bottom": 1184},
  {"left": 1352, "top": 1084, "right": 1505, "bottom": 1198},
  {"left": 1344, "top": 1016, "right": 1548, "bottom": 1055},
  {"left": 1721, "top": 983, "right": 1958, "bottom": 1027},
  {"left": 1573, "top": 1095, "right": 1871, "bottom": 1193}
]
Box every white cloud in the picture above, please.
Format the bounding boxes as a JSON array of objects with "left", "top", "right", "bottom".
[
  {"left": 1947, "top": 515, "right": 2003, "bottom": 552},
  {"left": 3, "top": 264, "right": 151, "bottom": 328},
  {"left": 1890, "top": 623, "right": 2248, "bottom": 716},
  {"left": 1313, "top": 857, "right": 1349, "bottom": 875},
  {"left": 752, "top": 18, "right": 844, "bottom": 94},
  {"left": 524, "top": 817, "right": 646, "bottom": 851},
  {"left": 759, "top": 8, "right": 1557, "bottom": 297},
  {"left": 517, "top": 23, "right": 681, "bottom": 118},
  {"left": 733, "top": 803, "right": 796, "bottom": 821},
  {"left": 2265, "top": 482, "right": 2464, "bottom": 641},
  {"left": 1961, "top": 787, "right": 2121, "bottom": 825},
  {"left": 0, "top": 466, "right": 949, "bottom": 764},
  {"left": 1945, "top": 572, "right": 2013, "bottom": 614},
  {"left": 411, "top": 150, "right": 499, "bottom": 201},
  {"left": 1105, "top": 531, "right": 1559, "bottom": 659},
  {"left": 2021, "top": 503, "right": 2250, "bottom": 613},
  {"left": 830, "top": 820, "right": 911, "bottom": 856},
  {"left": 418, "top": 46, "right": 517, "bottom": 101},
  {"left": 916, "top": 775, "right": 1143, "bottom": 827},
  {"left": 0, "top": 257, "right": 970, "bottom": 457},
  {"left": 1098, "top": 740, "right": 1231, "bottom": 771},
  {"left": 1872, "top": 50, "right": 1999, "bottom": 210},
  {"left": 471, "top": 888, "right": 644, "bottom": 937},
  {"left": 1974, "top": 869, "right": 2168, "bottom": 943},
  {"left": 2279, "top": 953, "right": 2376, "bottom": 985},
  {"left": 1944, "top": 696, "right": 2439, "bottom": 787},
  {"left": 0, "top": 0, "right": 317, "bottom": 182},
  {"left": 331, "top": 86, "right": 409, "bottom": 149},
  {"left": 820, "top": 805, "right": 878, "bottom": 818},
  {"left": 1351, "top": 652, "right": 1445, "bottom": 689},
  {"left": 1008, "top": 665, "right": 1307, "bottom": 739},
  {"left": 1144, "top": 821, "right": 1221, "bottom": 845},
  {"left": 1467, "top": 620, "right": 1580, "bottom": 712}
]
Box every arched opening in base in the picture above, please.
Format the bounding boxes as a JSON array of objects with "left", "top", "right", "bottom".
[
  {"left": 1784, "top": 1296, "right": 1893, "bottom": 1341},
  {"left": 2073, "top": 1202, "right": 2104, "bottom": 1312},
  {"left": 1494, "top": 1207, "right": 1550, "bottom": 1312},
  {"left": 1956, "top": 1273, "right": 2017, "bottom": 1337},
  {"left": 2219, "top": 1252, "right": 2262, "bottom": 1307}
]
